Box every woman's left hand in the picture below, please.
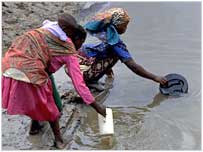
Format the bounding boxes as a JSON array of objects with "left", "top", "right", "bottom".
[{"left": 154, "top": 76, "right": 168, "bottom": 85}]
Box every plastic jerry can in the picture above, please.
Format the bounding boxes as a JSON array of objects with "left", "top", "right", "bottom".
[{"left": 98, "top": 108, "right": 114, "bottom": 135}]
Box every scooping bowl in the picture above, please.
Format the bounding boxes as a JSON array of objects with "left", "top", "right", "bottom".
[{"left": 159, "top": 73, "right": 188, "bottom": 96}]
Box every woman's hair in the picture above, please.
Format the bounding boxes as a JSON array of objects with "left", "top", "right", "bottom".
[
  {"left": 58, "top": 13, "right": 77, "bottom": 29},
  {"left": 73, "top": 24, "right": 87, "bottom": 41},
  {"left": 58, "top": 13, "right": 86, "bottom": 44},
  {"left": 58, "top": 13, "right": 87, "bottom": 42},
  {"left": 58, "top": 13, "right": 78, "bottom": 40}
]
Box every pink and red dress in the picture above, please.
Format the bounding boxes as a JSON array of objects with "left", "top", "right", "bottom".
[{"left": 2, "top": 20, "right": 94, "bottom": 121}]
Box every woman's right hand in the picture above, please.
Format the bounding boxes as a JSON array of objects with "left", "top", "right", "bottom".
[
  {"left": 154, "top": 76, "right": 168, "bottom": 85},
  {"left": 90, "top": 102, "right": 106, "bottom": 117}
]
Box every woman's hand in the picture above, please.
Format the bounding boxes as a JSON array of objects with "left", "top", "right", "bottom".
[
  {"left": 154, "top": 76, "right": 168, "bottom": 85},
  {"left": 90, "top": 102, "right": 106, "bottom": 117}
]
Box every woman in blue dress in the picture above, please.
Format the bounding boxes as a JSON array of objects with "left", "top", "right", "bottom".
[{"left": 79, "top": 8, "right": 167, "bottom": 90}]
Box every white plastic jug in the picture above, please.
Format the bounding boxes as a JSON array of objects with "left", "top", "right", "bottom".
[{"left": 98, "top": 108, "right": 114, "bottom": 135}]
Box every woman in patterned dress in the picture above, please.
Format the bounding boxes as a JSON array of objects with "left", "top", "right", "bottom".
[{"left": 79, "top": 8, "right": 167, "bottom": 90}]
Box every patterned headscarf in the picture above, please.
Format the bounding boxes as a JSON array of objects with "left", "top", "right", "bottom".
[
  {"left": 84, "top": 8, "right": 130, "bottom": 45},
  {"left": 94, "top": 8, "right": 130, "bottom": 27}
]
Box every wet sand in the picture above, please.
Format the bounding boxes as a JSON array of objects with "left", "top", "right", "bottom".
[{"left": 2, "top": 2, "right": 86, "bottom": 55}]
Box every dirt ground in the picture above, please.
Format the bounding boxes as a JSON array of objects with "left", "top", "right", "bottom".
[{"left": 2, "top": 2, "right": 86, "bottom": 55}]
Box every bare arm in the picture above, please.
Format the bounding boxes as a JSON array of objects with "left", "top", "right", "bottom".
[
  {"left": 64, "top": 55, "right": 106, "bottom": 117},
  {"left": 124, "top": 59, "right": 167, "bottom": 85},
  {"left": 90, "top": 102, "right": 106, "bottom": 117}
]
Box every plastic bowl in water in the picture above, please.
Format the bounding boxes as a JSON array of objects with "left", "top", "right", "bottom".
[{"left": 159, "top": 73, "right": 188, "bottom": 96}]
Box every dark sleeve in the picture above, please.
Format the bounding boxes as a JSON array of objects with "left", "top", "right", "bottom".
[{"left": 112, "top": 40, "right": 132, "bottom": 62}]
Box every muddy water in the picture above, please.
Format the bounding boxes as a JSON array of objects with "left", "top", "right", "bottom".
[{"left": 71, "top": 2, "right": 201, "bottom": 150}]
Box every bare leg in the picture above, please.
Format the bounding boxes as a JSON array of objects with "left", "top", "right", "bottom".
[{"left": 49, "top": 119, "right": 67, "bottom": 149}]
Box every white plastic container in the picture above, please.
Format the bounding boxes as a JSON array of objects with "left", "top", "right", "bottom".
[{"left": 98, "top": 108, "right": 114, "bottom": 135}]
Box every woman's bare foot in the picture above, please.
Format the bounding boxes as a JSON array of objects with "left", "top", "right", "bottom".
[
  {"left": 49, "top": 119, "right": 71, "bottom": 149},
  {"left": 54, "top": 138, "right": 70, "bottom": 149}
]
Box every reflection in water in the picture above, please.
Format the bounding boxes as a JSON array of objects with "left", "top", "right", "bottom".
[
  {"left": 72, "top": 105, "right": 148, "bottom": 150},
  {"left": 147, "top": 93, "right": 169, "bottom": 108},
  {"left": 109, "top": 93, "right": 169, "bottom": 110},
  {"left": 146, "top": 92, "right": 188, "bottom": 108},
  {"left": 70, "top": 105, "right": 116, "bottom": 150},
  {"left": 71, "top": 92, "right": 188, "bottom": 150}
]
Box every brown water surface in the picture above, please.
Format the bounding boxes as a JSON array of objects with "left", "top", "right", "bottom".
[{"left": 70, "top": 2, "right": 201, "bottom": 150}]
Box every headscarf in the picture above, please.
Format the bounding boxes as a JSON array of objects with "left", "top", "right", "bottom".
[{"left": 84, "top": 8, "right": 130, "bottom": 45}]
